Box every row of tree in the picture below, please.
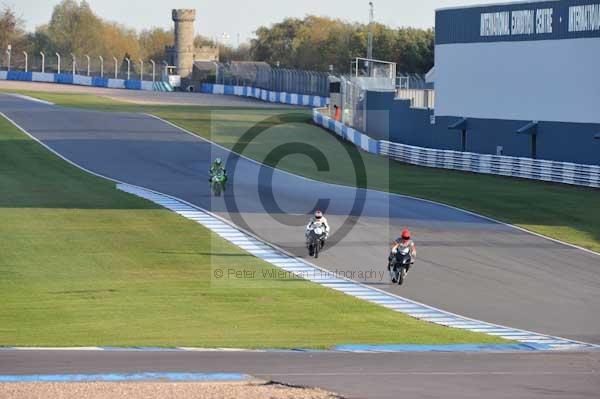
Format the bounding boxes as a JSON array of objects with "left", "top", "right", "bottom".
[
  {"left": 1, "top": 1, "right": 210, "bottom": 71},
  {"left": 249, "top": 16, "right": 434, "bottom": 74},
  {"left": 1, "top": 1, "right": 433, "bottom": 74}
]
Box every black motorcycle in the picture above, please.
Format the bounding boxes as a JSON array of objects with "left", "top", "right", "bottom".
[
  {"left": 307, "top": 224, "right": 326, "bottom": 258},
  {"left": 389, "top": 246, "right": 412, "bottom": 285}
]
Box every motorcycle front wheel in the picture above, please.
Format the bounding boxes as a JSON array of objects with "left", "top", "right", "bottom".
[{"left": 398, "top": 267, "right": 407, "bottom": 285}]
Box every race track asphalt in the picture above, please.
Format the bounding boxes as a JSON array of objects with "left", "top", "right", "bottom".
[
  {"left": 0, "top": 80, "right": 296, "bottom": 108},
  {"left": 1, "top": 94, "right": 598, "bottom": 344},
  {"left": 2, "top": 349, "right": 600, "bottom": 399}
]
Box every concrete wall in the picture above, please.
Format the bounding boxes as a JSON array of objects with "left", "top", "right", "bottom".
[{"left": 365, "top": 91, "right": 600, "bottom": 165}]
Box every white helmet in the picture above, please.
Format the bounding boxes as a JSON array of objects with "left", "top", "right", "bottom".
[{"left": 315, "top": 210, "right": 323, "bottom": 220}]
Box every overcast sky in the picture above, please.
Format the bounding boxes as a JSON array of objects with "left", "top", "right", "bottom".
[{"left": 13, "top": 0, "right": 501, "bottom": 45}]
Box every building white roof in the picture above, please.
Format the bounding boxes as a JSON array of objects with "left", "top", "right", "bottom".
[{"left": 436, "top": 0, "right": 559, "bottom": 12}]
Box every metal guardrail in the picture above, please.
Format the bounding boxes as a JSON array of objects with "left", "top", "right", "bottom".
[
  {"left": 313, "top": 108, "right": 599, "bottom": 188},
  {"left": 380, "top": 141, "right": 599, "bottom": 188},
  {"left": 201, "top": 83, "right": 329, "bottom": 107}
]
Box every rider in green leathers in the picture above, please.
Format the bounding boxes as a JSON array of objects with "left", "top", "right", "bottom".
[{"left": 209, "top": 157, "right": 227, "bottom": 182}]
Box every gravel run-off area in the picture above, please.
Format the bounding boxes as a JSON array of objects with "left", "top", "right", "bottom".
[{"left": 0, "top": 381, "right": 344, "bottom": 399}]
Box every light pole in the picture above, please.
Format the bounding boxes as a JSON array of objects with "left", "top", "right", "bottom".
[
  {"left": 6, "top": 44, "right": 11, "bottom": 71},
  {"left": 70, "top": 53, "right": 76, "bottom": 75},
  {"left": 150, "top": 59, "right": 156, "bottom": 83},
  {"left": 367, "top": 2, "right": 374, "bottom": 62},
  {"left": 99, "top": 56, "right": 103, "bottom": 77},
  {"left": 162, "top": 60, "right": 168, "bottom": 79},
  {"left": 221, "top": 32, "right": 230, "bottom": 46},
  {"left": 139, "top": 59, "right": 143, "bottom": 81},
  {"left": 40, "top": 52, "right": 45, "bottom": 73},
  {"left": 23, "top": 51, "right": 28, "bottom": 72},
  {"left": 125, "top": 57, "right": 130, "bottom": 80},
  {"left": 85, "top": 54, "right": 90, "bottom": 76},
  {"left": 112, "top": 56, "right": 118, "bottom": 79},
  {"left": 55, "top": 52, "right": 61, "bottom": 74}
]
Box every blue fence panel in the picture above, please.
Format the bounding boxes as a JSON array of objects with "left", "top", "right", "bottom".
[
  {"left": 7, "top": 71, "right": 33, "bottom": 81},
  {"left": 124, "top": 80, "right": 142, "bottom": 90},
  {"left": 54, "top": 73, "right": 74, "bottom": 84},
  {"left": 92, "top": 76, "right": 109, "bottom": 87}
]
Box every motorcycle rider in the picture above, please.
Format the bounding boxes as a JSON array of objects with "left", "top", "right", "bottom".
[
  {"left": 209, "top": 157, "right": 226, "bottom": 182},
  {"left": 305, "top": 210, "right": 330, "bottom": 246},
  {"left": 389, "top": 229, "right": 416, "bottom": 270}
]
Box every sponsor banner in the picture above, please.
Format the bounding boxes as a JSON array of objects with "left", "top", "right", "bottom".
[
  {"left": 32, "top": 72, "right": 55, "bottom": 83},
  {"left": 73, "top": 75, "right": 92, "bottom": 86},
  {"left": 107, "top": 78, "right": 125, "bottom": 89},
  {"left": 437, "top": 0, "right": 600, "bottom": 44}
]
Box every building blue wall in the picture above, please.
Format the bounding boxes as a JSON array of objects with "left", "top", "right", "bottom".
[{"left": 364, "top": 91, "right": 600, "bottom": 165}]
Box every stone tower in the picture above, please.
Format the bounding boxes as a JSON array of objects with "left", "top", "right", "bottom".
[{"left": 172, "top": 9, "right": 196, "bottom": 79}]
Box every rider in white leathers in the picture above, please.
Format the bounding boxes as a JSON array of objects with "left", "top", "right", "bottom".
[{"left": 305, "top": 210, "right": 330, "bottom": 244}]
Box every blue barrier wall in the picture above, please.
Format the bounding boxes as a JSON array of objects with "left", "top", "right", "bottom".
[
  {"left": 7, "top": 71, "right": 33, "bottom": 81},
  {"left": 364, "top": 91, "right": 600, "bottom": 165},
  {"left": 0, "top": 70, "right": 173, "bottom": 92}
]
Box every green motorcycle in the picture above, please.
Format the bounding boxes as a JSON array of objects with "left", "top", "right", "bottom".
[{"left": 210, "top": 170, "right": 227, "bottom": 196}]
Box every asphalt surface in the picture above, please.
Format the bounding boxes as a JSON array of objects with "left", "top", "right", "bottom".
[
  {"left": 2, "top": 350, "right": 600, "bottom": 399},
  {"left": 1, "top": 93, "right": 598, "bottom": 344},
  {"left": 0, "top": 80, "right": 296, "bottom": 108}
]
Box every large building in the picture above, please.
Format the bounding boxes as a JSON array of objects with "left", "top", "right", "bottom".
[
  {"left": 435, "top": 0, "right": 600, "bottom": 126},
  {"left": 363, "top": 0, "right": 600, "bottom": 164}
]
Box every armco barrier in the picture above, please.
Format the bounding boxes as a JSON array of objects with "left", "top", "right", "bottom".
[
  {"left": 201, "top": 83, "right": 329, "bottom": 107},
  {"left": 313, "top": 108, "right": 600, "bottom": 188},
  {"left": 0, "top": 70, "right": 173, "bottom": 92},
  {"left": 313, "top": 107, "right": 379, "bottom": 154}
]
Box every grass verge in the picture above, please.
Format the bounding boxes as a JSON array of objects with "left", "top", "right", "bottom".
[
  {"left": 6, "top": 89, "right": 598, "bottom": 253},
  {"left": 0, "top": 112, "right": 504, "bottom": 347}
]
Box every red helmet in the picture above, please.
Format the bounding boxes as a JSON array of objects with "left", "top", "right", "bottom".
[
  {"left": 315, "top": 210, "right": 323, "bottom": 220},
  {"left": 401, "top": 229, "right": 411, "bottom": 240}
]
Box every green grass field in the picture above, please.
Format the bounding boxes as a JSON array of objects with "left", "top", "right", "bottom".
[
  {"left": 5, "top": 89, "right": 599, "bottom": 253},
  {"left": 0, "top": 112, "right": 506, "bottom": 347}
]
